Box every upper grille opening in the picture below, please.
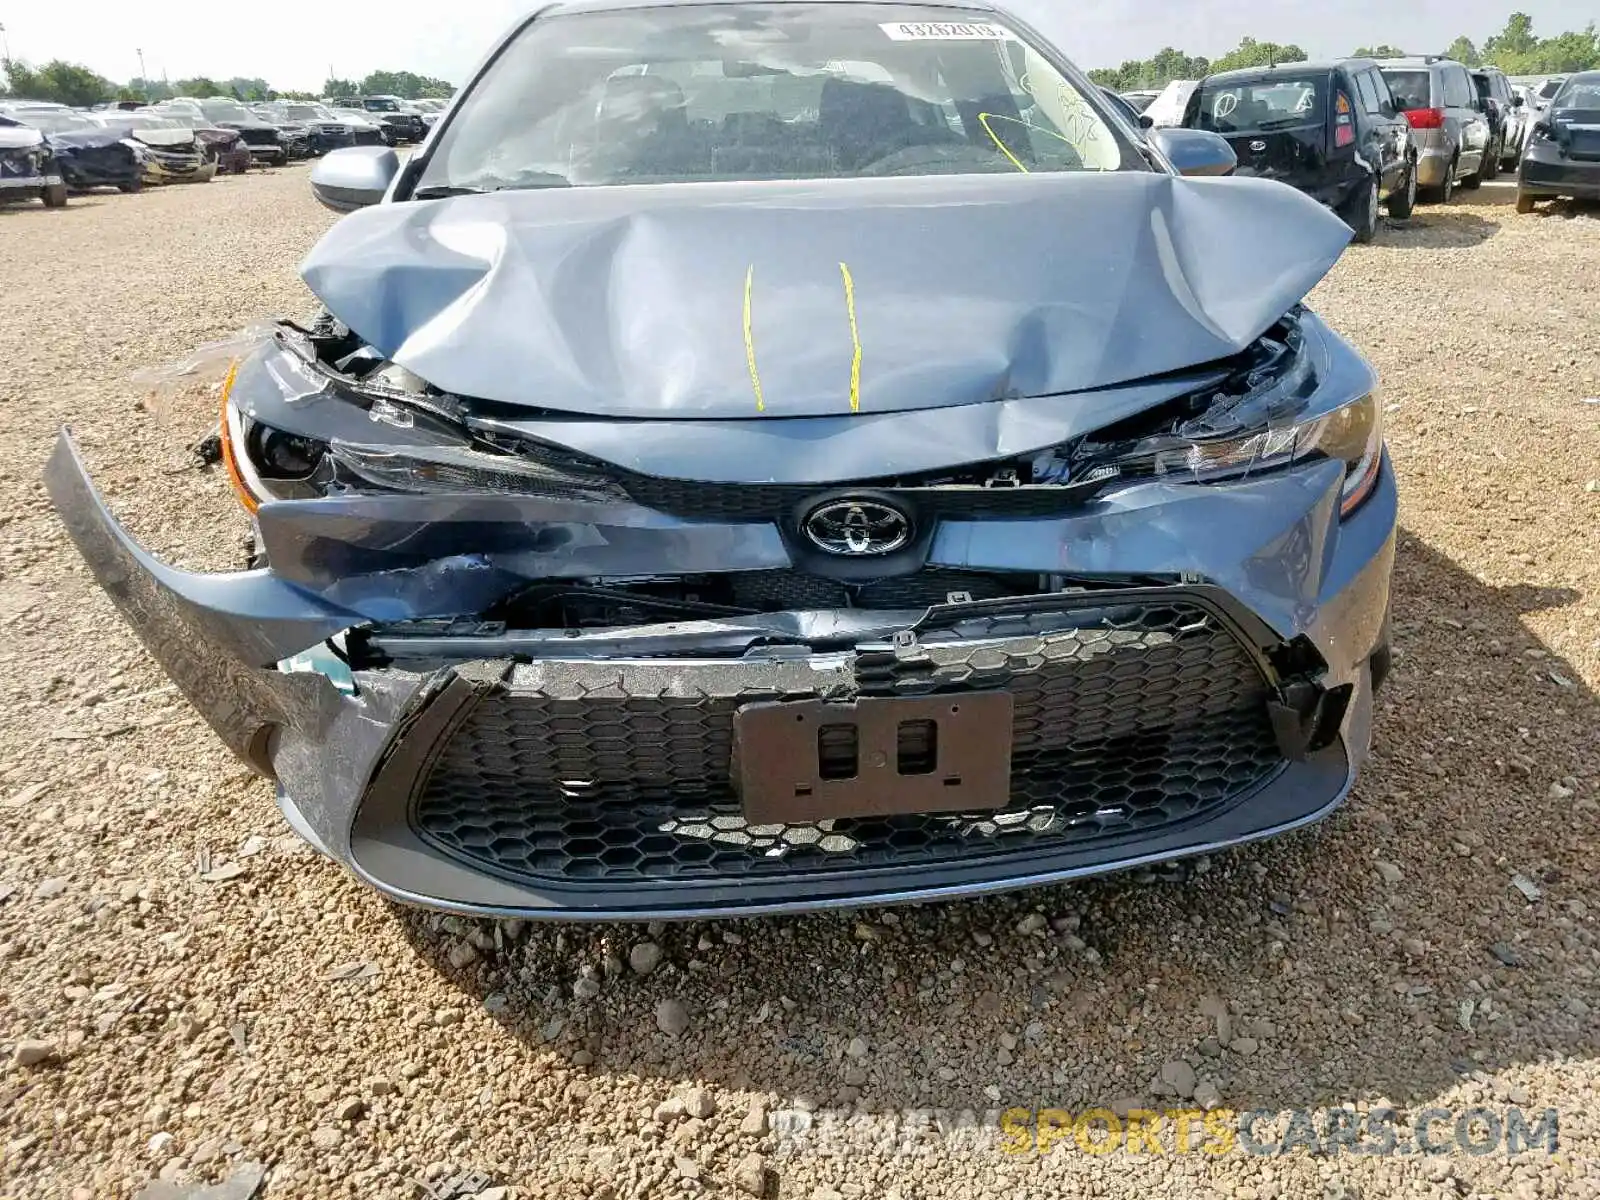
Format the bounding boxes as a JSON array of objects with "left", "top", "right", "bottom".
[{"left": 495, "top": 569, "right": 1102, "bottom": 628}]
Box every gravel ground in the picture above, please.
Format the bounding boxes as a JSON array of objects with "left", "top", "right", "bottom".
[{"left": 1, "top": 170, "right": 1598, "bottom": 1200}]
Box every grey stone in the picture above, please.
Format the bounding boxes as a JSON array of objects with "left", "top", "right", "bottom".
[
  {"left": 1159, "top": 1059, "right": 1197, "bottom": 1098},
  {"left": 739, "top": 1100, "right": 770, "bottom": 1137},
  {"left": 656, "top": 998, "right": 691, "bottom": 1036},
  {"left": 1015, "top": 913, "right": 1048, "bottom": 936},
  {"left": 732, "top": 1152, "right": 769, "bottom": 1197},
  {"left": 1490, "top": 943, "right": 1524, "bottom": 968},
  {"left": 684, "top": 1087, "right": 716, "bottom": 1119},
  {"left": 11, "top": 1039, "right": 56, "bottom": 1068},
  {"left": 309, "top": 1127, "right": 342, "bottom": 1151},
  {"left": 629, "top": 942, "right": 664, "bottom": 976}
]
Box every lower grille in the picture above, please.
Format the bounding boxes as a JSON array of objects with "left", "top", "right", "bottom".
[{"left": 410, "top": 598, "right": 1285, "bottom": 884}]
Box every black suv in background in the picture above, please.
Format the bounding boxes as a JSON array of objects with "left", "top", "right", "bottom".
[
  {"left": 1184, "top": 59, "right": 1415, "bottom": 242},
  {"left": 1473, "top": 66, "right": 1525, "bottom": 171},
  {"left": 357, "top": 96, "right": 428, "bottom": 143}
]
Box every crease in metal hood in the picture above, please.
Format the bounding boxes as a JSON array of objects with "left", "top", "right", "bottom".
[{"left": 300, "top": 170, "right": 1352, "bottom": 419}]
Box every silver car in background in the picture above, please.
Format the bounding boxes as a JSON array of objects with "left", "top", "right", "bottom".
[{"left": 1378, "top": 56, "right": 1492, "bottom": 202}]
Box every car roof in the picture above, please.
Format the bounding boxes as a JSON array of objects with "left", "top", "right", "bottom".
[
  {"left": 542, "top": 0, "right": 997, "bottom": 14},
  {"left": 1376, "top": 57, "right": 1463, "bottom": 68},
  {"left": 1202, "top": 60, "right": 1364, "bottom": 85}
]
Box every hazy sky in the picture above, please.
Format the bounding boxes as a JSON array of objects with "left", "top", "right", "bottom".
[{"left": 0, "top": 0, "right": 1592, "bottom": 94}]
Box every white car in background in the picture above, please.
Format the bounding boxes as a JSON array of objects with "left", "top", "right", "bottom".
[
  {"left": 1143, "top": 79, "right": 1198, "bottom": 128},
  {"left": 1512, "top": 76, "right": 1568, "bottom": 120}
]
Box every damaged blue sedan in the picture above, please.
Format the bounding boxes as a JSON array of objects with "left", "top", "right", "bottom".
[{"left": 48, "top": 0, "right": 1396, "bottom": 920}]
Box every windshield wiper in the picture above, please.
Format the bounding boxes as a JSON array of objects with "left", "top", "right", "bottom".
[
  {"left": 412, "top": 173, "right": 572, "bottom": 201},
  {"left": 412, "top": 184, "right": 489, "bottom": 200}
]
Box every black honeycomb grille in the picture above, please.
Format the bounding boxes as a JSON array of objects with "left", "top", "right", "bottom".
[{"left": 410, "top": 601, "right": 1284, "bottom": 883}]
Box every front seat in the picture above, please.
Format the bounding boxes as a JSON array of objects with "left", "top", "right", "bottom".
[
  {"left": 819, "top": 77, "right": 921, "bottom": 171},
  {"left": 588, "top": 75, "right": 693, "bottom": 178}
]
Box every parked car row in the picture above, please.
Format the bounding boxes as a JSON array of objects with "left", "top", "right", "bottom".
[
  {"left": 0, "top": 92, "right": 448, "bottom": 208},
  {"left": 1143, "top": 54, "right": 1586, "bottom": 243}
]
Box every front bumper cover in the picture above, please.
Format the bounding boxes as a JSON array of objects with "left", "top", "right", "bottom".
[
  {"left": 46, "top": 409, "right": 1397, "bottom": 918},
  {"left": 1519, "top": 143, "right": 1600, "bottom": 198}
]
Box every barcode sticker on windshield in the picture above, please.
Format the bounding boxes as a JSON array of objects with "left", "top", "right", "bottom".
[{"left": 879, "top": 21, "right": 1015, "bottom": 41}]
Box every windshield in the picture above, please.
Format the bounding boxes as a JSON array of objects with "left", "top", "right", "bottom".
[
  {"left": 1193, "top": 75, "right": 1326, "bottom": 134},
  {"left": 414, "top": 2, "right": 1132, "bottom": 194},
  {"left": 283, "top": 104, "right": 324, "bottom": 120},
  {"left": 15, "top": 110, "right": 96, "bottom": 134},
  {"left": 1380, "top": 70, "right": 1431, "bottom": 111},
  {"left": 199, "top": 100, "right": 255, "bottom": 123},
  {"left": 1553, "top": 77, "right": 1600, "bottom": 109},
  {"left": 1537, "top": 79, "right": 1565, "bottom": 99},
  {"left": 363, "top": 97, "right": 401, "bottom": 111}
]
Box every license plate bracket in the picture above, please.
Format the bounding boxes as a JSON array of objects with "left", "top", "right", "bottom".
[{"left": 735, "top": 692, "right": 1014, "bottom": 825}]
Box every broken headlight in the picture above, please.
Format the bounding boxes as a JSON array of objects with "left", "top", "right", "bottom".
[
  {"left": 1065, "top": 324, "right": 1384, "bottom": 517},
  {"left": 327, "top": 442, "right": 629, "bottom": 501},
  {"left": 221, "top": 393, "right": 628, "bottom": 511}
]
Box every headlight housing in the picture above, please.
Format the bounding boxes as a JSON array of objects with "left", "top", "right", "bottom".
[
  {"left": 1063, "top": 320, "right": 1384, "bottom": 518},
  {"left": 219, "top": 361, "right": 628, "bottom": 512}
]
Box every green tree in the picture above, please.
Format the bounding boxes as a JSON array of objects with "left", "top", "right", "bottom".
[
  {"left": 1354, "top": 45, "right": 1407, "bottom": 59},
  {"left": 224, "top": 77, "right": 272, "bottom": 102},
  {"left": 1530, "top": 25, "right": 1600, "bottom": 72},
  {"left": 358, "top": 69, "right": 455, "bottom": 99},
  {"left": 0, "top": 57, "right": 41, "bottom": 97},
  {"left": 324, "top": 77, "right": 359, "bottom": 99},
  {"left": 1088, "top": 48, "right": 1208, "bottom": 91},
  {"left": 1484, "top": 12, "right": 1539, "bottom": 62},
  {"left": 128, "top": 76, "right": 174, "bottom": 102},
  {"left": 1210, "top": 37, "right": 1308, "bottom": 75},
  {"left": 1443, "top": 36, "right": 1481, "bottom": 66},
  {"left": 0, "top": 58, "right": 111, "bottom": 105},
  {"left": 174, "top": 77, "right": 225, "bottom": 98}
]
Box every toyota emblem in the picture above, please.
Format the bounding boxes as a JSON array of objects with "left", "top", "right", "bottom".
[
  {"left": 1249, "top": 139, "right": 1267, "bottom": 152},
  {"left": 802, "top": 499, "right": 913, "bottom": 557}
]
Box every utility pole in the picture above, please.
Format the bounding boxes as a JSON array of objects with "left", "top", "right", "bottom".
[
  {"left": 1, "top": 21, "right": 11, "bottom": 62},
  {"left": 137, "top": 47, "right": 148, "bottom": 98}
]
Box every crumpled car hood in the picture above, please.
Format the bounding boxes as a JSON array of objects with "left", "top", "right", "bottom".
[
  {"left": 301, "top": 171, "right": 1351, "bottom": 419},
  {"left": 131, "top": 127, "right": 199, "bottom": 149},
  {"left": 43, "top": 129, "right": 129, "bottom": 152},
  {"left": 0, "top": 125, "right": 44, "bottom": 151}
]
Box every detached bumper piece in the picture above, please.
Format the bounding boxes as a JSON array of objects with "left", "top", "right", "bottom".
[{"left": 354, "top": 594, "right": 1352, "bottom": 917}]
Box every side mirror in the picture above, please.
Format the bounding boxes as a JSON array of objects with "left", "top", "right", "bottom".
[
  {"left": 1512, "top": 95, "right": 1525, "bottom": 108},
  {"left": 1139, "top": 114, "right": 1155, "bottom": 130},
  {"left": 1148, "top": 127, "right": 1237, "bottom": 177},
  {"left": 310, "top": 146, "right": 398, "bottom": 213}
]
